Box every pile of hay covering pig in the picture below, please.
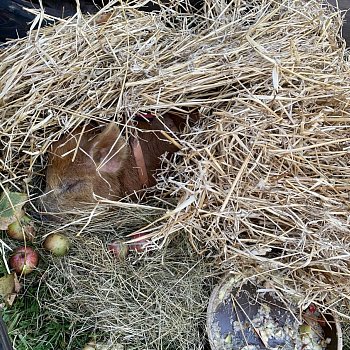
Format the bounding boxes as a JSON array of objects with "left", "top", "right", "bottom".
[{"left": 1, "top": 0, "right": 350, "bottom": 348}]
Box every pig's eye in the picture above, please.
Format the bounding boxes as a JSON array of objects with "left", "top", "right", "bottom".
[{"left": 62, "top": 181, "right": 82, "bottom": 192}]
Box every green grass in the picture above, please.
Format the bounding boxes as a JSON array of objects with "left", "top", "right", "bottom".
[
  {"left": 0, "top": 265, "right": 92, "bottom": 349},
  {"left": 1, "top": 292, "right": 87, "bottom": 349}
]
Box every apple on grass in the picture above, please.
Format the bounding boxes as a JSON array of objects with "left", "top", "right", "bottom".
[
  {"left": 43, "top": 233, "right": 70, "bottom": 257},
  {"left": 7, "top": 215, "right": 35, "bottom": 242},
  {"left": 128, "top": 233, "right": 149, "bottom": 252},
  {"left": 107, "top": 241, "right": 129, "bottom": 260},
  {"left": 9, "top": 246, "right": 39, "bottom": 275},
  {"left": 107, "top": 234, "right": 150, "bottom": 260}
]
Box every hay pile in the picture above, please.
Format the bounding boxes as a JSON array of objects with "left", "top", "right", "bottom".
[
  {"left": 42, "top": 235, "right": 213, "bottom": 349},
  {"left": 1, "top": 0, "right": 350, "bottom": 347}
]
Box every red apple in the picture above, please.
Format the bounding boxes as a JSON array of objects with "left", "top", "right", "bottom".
[
  {"left": 7, "top": 215, "right": 35, "bottom": 242},
  {"left": 9, "top": 246, "right": 39, "bottom": 275},
  {"left": 128, "top": 233, "right": 149, "bottom": 252},
  {"left": 43, "top": 233, "right": 70, "bottom": 257},
  {"left": 107, "top": 241, "right": 129, "bottom": 260}
]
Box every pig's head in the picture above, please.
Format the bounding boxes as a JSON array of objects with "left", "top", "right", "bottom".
[{"left": 41, "top": 123, "right": 129, "bottom": 214}]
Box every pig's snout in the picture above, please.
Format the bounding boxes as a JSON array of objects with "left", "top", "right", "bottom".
[{"left": 36, "top": 181, "right": 99, "bottom": 221}]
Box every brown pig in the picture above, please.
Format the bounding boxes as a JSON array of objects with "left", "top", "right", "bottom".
[{"left": 40, "top": 115, "right": 181, "bottom": 214}]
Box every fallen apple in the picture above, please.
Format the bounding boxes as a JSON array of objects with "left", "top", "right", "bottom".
[
  {"left": 43, "top": 233, "right": 70, "bottom": 257},
  {"left": 7, "top": 215, "right": 35, "bottom": 242},
  {"left": 107, "top": 241, "right": 129, "bottom": 260},
  {"left": 128, "top": 233, "right": 149, "bottom": 252},
  {"left": 9, "top": 246, "right": 39, "bottom": 275}
]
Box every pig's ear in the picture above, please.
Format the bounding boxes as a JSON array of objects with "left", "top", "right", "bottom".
[{"left": 88, "top": 123, "right": 128, "bottom": 173}]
